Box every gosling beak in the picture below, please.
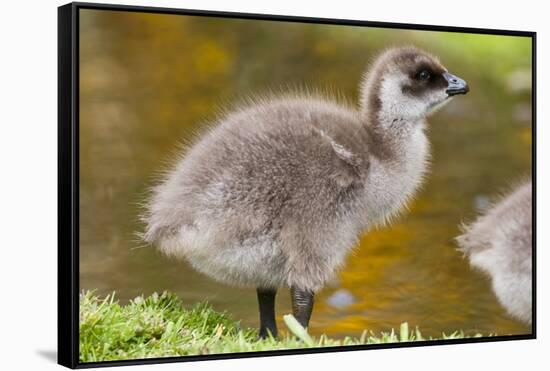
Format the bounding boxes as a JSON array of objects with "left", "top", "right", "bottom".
[{"left": 444, "top": 72, "right": 469, "bottom": 96}]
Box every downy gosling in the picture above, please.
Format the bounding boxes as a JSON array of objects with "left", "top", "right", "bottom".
[
  {"left": 457, "top": 181, "right": 532, "bottom": 325},
  {"left": 143, "top": 47, "right": 469, "bottom": 338}
]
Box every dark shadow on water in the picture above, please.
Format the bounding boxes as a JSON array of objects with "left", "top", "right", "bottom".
[{"left": 36, "top": 350, "right": 57, "bottom": 363}]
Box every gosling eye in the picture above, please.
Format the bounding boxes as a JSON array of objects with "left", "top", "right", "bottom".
[{"left": 417, "top": 70, "right": 431, "bottom": 81}]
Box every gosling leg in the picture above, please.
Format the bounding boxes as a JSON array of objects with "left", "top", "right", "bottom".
[
  {"left": 257, "top": 287, "right": 278, "bottom": 339},
  {"left": 290, "top": 286, "right": 315, "bottom": 329}
]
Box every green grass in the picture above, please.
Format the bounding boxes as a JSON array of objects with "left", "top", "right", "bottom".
[{"left": 80, "top": 291, "right": 479, "bottom": 362}]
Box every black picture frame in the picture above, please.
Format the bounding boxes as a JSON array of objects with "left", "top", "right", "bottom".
[{"left": 58, "top": 2, "right": 537, "bottom": 368}]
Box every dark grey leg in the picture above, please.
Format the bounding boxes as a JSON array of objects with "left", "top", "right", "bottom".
[
  {"left": 257, "top": 288, "right": 278, "bottom": 339},
  {"left": 290, "top": 286, "right": 315, "bottom": 329}
]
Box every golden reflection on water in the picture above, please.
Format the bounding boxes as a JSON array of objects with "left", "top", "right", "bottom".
[{"left": 79, "top": 9, "right": 532, "bottom": 338}]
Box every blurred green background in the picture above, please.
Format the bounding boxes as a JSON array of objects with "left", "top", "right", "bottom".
[{"left": 79, "top": 9, "right": 532, "bottom": 338}]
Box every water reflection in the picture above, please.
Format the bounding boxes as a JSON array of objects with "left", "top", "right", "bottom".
[{"left": 79, "top": 9, "right": 532, "bottom": 338}]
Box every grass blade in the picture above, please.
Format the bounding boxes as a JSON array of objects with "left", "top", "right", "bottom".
[{"left": 283, "top": 314, "right": 314, "bottom": 346}]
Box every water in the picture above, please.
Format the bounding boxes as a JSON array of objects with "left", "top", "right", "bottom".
[{"left": 79, "top": 9, "right": 532, "bottom": 338}]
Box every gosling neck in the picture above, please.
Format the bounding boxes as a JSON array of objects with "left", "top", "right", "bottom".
[{"left": 360, "top": 85, "right": 427, "bottom": 161}]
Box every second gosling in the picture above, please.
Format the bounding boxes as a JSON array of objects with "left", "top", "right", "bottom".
[{"left": 457, "top": 181, "right": 533, "bottom": 325}]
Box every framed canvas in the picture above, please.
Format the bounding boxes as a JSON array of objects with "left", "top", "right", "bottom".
[{"left": 58, "top": 2, "right": 536, "bottom": 368}]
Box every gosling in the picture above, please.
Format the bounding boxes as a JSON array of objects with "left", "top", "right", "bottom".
[
  {"left": 143, "top": 47, "right": 469, "bottom": 338},
  {"left": 456, "top": 181, "right": 533, "bottom": 325}
]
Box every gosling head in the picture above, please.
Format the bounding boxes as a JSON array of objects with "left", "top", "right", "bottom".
[{"left": 361, "top": 46, "right": 469, "bottom": 122}]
